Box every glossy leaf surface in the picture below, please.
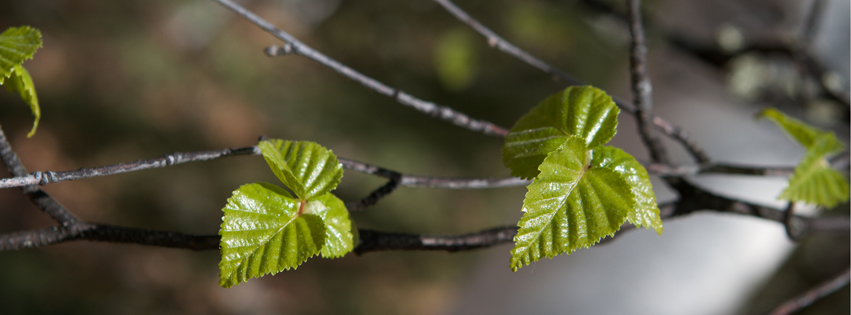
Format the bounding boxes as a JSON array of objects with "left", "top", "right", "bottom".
[
  {"left": 313, "top": 192, "right": 354, "bottom": 258},
  {"left": 503, "top": 86, "right": 619, "bottom": 179},
  {"left": 510, "top": 137, "right": 662, "bottom": 271},
  {"left": 259, "top": 140, "right": 343, "bottom": 199},
  {"left": 219, "top": 183, "right": 326, "bottom": 288}
]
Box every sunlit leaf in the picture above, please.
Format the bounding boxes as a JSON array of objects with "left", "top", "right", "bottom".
[
  {"left": 219, "top": 183, "right": 326, "bottom": 288},
  {"left": 3, "top": 65, "right": 40, "bottom": 137},
  {"left": 502, "top": 86, "right": 619, "bottom": 179},
  {"left": 780, "top": 136, "right": 849, "bottom": 207},
  {"left": 258, "top": 140, "right": 343, "bottom": 200},
  {"left": 0, "top": 26, "right": 41, "bottom": 82},
  {"left": 312, "top": 192, "right": 354, "bottom": 258},
  {"left": 509, "top": 137, "right": 661, "bottom": 271}
]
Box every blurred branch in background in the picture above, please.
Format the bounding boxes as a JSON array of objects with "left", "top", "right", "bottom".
[{"left": 0, "top": 0, "right": 848, "bottom": 314}]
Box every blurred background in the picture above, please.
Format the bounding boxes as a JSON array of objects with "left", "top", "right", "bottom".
[{"left": 0, "top": 0, "right": 848, "bottom": 314}]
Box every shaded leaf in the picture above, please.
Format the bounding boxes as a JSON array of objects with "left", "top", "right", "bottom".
[
  {"left": 219, "top": 183, "right": 326, "bottom": 288},
  {"left": 258, "top": 140, "right": 343, "bottom": 200},
  {"left": 3, "top": 65, "right": 40, "bottom": 137},
  {"left": 780, "top": 136, "right": 849, "bottom": 207},
  {"left": 0, "top": 26, "right": 41, "bottom": 82},
  {"left": 510, "top": 137, "right": 660, "bottom": 271},
  {"left": 503, "top": 86, "right": 619, "bottom": 179},
  {"left": 757, "top": 108, "right": 843, "bottom": 152},
  {"left": 758, "top": 108, "right": 848, "bottom": 207}
]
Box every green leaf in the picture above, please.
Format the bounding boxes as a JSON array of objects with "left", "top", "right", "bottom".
[
  {"left": 3, "top": 65, "right": 40, "bottom": 137},
  {"left": 0, "top": 26, "right": 42, "bottom": 138},
  {"left": 219, "top": 183, "right": 326, "bottom": 288},
  {"left": 312, "top": 192, "right": 354, "bottom": 258},
  {"left": 503, "top": 86, "right": 620, "bottom": 179},
  {"left": 0, "top": 26, "right": 42, "bottom": 82},
  {"left": 757, "top": 108, "right": 848, "bottom": 207},
  {"left": 509, "top": 137, "right": 662, "bottom": 271},
  {"left": 592, "top": 146, "right": 663, "bottom": 233},
  {"left": 258, "top": 140, "right": 343, "bottom": 200},
  {"left": 780, "top": 136, "right": 849, "bottom": 207},
  {"left": 757, "top": 108, "right": 843, "bottom": 152}
]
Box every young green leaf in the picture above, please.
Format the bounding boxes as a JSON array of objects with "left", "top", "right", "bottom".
[
  {"left": 258, "top": 140, "right": 343, "bottom": 199},
  {"left": 780, "top": 136, "right": 849, "bottom": 207},
  {"left": 502, "top": 86, "right": 619, "bottom": 179},
  {"left": 219, "top": 183, "right": 326, "bottom": 288},
  {"left": 0, "top": 26, "right": 42, "bottom": 81},
  {"left": 311, "top": 192, "right": 354, "bottom": 258},
  {"left": 510, "top": 137, "right": 662, "bottom": 271},
  {"left": 758, "top": 108, "right": 848, "bottom": 207},
  {"left": 0, "top": 26, "right": 43, "bottom": 138},
  {"left": 3, "top": 65, "right": 40, "bottom": 137},
  {"left": 757, "top": 108, "right": 842, "bottom": 151}
]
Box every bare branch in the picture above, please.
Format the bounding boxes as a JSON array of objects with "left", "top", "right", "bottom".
[
  {"left": 3, "top": 142, "right": 846, "bottom": 190},
  {"left": 355, "top": 226, "right": 518, "bottom": 254},
  {"left": 432, "top": 0, "right": 711, "bottom": 164},
  {"left": 0, "top": 124, "right": 80, "bottom": 226},
  {"left": 212, "top": 0, "right": 508, "bottom": 137},
  {"left": 627, "top": 0, "right": 670, "bottom": 164},
  {"left": 346, "top": 177, "right": 401, "bottom": 211},
  {"left": 766, "top": 268, "right": 850, "bottom": 315}
]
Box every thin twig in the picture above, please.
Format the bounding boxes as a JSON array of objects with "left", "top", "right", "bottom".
[
  {"left": 4, "top": 144, "right": 847, "bottom": 190},
  {"left": 766, "top": 267, "right": 850, "bottom": 315},
  {"left": 432, "top": 0, "right": 711, "bottom": 164},
  {"left": 783, "top": 202, "right": 800, "bottom": 241},
  {"left": 627, "top": 0, "right": 669, "bottom": 164},
  {"left": 579, "top": 0, "right": 850, "bottom": 108},
  {"left": 346, "top": 177, "right": 402, "bottom": 211},
  {"left": 0, "top": 125, "right": 81, "bottom": 226},
  {"left": 432, "top": 0, "right": 584, "bottom": 85},
  {"left": 212, "top": 0, "right": 508, "bottom": 137}
]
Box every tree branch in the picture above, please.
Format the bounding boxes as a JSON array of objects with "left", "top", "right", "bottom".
[
  {"left": 765, "top": 267, "right": 850, "bottom": 315},
  {"left": 212, "top": 0, "right": 508, "bottom": 137},
  {"left": 0, "top": 124, "right": 81, "bottom": 226},
  {"left": 431, "top": 0, "right": 711, "bottom": 164},
  {"left": 627, "top": 0, "right": 670, "bottom": 164},
  {"left": 2, "top": 142, "right": 846, "bottom": 190}
]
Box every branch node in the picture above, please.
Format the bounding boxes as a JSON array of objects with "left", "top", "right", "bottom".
[{"left": 264, "top": 44, "right": 294, "bottom": 57}]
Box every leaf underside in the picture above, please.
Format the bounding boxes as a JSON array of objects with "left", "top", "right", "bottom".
[
  {"left": 758, "top": 108, "right": 849, "bottom": 207},
  {"left": 780, "top": 137, "right": 849, "bottom": 207},
  {"left": 0, "top": 26, "right": 42, "bottom": 137}
]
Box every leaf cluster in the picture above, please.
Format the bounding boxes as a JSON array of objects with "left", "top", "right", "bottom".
[
  {"left": 218, "top": 140, "right": 354, "bottom": 288},
  {"left": 502, "top": 86, "right": 662, "bottom": 271}
]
